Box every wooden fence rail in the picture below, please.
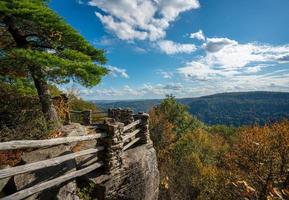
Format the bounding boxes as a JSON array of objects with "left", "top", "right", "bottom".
[
  {"left": 122, "top": 129, "right": 141, "bottom": 142},
  {"left": 0, "top": 147, "right": 104, "bottom": 179},
  {"left": 0, "top": 109, "right": 150, "bottom": 200},
  {"left": 2, "top": 162, "right": 104, "bottom": 200},
  {"left": 123, "top": 119, "right": 141, "bottom": 132},
  {"left": 123, "top": 138, "right": 141, "bottom": 151},
  {"left": 0, "top": 133, "right": 107, "bottom": 150}
]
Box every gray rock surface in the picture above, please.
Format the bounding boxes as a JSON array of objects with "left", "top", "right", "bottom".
[
  {"left": 14, "top": 145, "right": 79, "bottom": 200},
  {"left": 2, "top": 123, "right": 160, "bottom": 200},
  {"left": 60, "top": 123, "right": 87, "bottom": 137},
  {"left": 0, "top": 165, "right": 10, "bottom": 192},
  {"left": 121, "top": 145, "right": 159, "bottom": 200},
  {"left": 96, "top": 144, "right": 159, "bottom": 200}
]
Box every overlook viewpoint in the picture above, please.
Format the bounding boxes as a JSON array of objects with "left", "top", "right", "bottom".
[{"left": 1, "top": 0, "right": 289, "bottom": 199}]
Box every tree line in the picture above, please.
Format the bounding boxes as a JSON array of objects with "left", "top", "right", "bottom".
[{"left": 150, "top": 95, "right": 289, "bottom": 200}]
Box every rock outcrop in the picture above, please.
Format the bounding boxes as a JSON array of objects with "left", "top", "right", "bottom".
[
  {"left": 13, "top": 145, "right": 79, "bottom": 200},
  {"left": 95, "top": 144, "right": 159, "bottom": 200},
  {"left": 0, "top": 122, "right": 159, "bottom": 200},
  {"left": 120, "top": 144, "right": 159, "bottom": 200}
]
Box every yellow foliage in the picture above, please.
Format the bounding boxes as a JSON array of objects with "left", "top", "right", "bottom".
[{"left": 226, "top": 120, "right": 289, "bottom": 199}]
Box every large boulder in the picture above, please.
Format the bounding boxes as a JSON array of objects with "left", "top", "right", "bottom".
[
  {"left": 96, "top": 144, "right": 160, "bottom": 200},
  {"left": 60, "top": 123, "right": 99, "bottom": 170},
  {"left": 13, "top": 145, "right": 79, "bottom": 200},
  {"left": 120, "top": 145, "right": 159, "bottom": 200},
  {"left": 60, "top": 123, "right": 87, "bottom": 137}
]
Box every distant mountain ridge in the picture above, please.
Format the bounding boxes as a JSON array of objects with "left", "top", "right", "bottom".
[{"left": 93, "top": 91, "right": 289, "bottom": 126}]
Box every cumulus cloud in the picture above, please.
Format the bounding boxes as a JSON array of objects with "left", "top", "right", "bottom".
[
  {"left": 203, "top": 37, "right": 238, "bottom": 53},
  {"left": 106, "top": 65, "right": 129, "bottom": 78},
  {"left": 177, "top": 61, "right": 240, "bottom": 81},
  {"left": 277, "top": 54, "right": 289, "bottom": 62},
  {"left": 245, "top": 65, "right": 263, "bottom": 73},
  {"left": 158, "top": 40, "right": 197, "bottom": 54},
  {"left": 89, "top": 0, "right": 200, "bottom": 41},
  {"left": 177, "top": 61, "right": 219, "bottom": 81},
  {"left": 158, "top": 70, "right": 174, "bottom": 79},
  {"left": 80, "top": 70, "right": 289, "bottom": 100},
  {"left": 178, "top": 37, "right": 289, "bottom": 85},
  {"left": 139, "top": 83, "right": 184, "bottom": 96},
  {"left": 217, "top": 73, "right": 289, "bottom": 92},
  {"left": 200, "top": 38, "right": 289, "bottom": 70},
  {"left": 190, "top": 30, "right": 205, "bottom": 41},
  {"left": 80, "top": 83, "right": 187, "bottom": 99},
  {"left": 96, "top": 36, "right": 117, "bottom": 46}
]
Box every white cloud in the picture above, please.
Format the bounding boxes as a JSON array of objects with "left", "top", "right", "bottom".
[
  {"left": 203, "top": 37, "right": 238, "bottom": 52},
  {"left": 159, "top": 70, "right": 174, "bottom": 79},
  {"left": 80, "top": 83, "right": 188, "bottom": 99},
  {"left": 217, "top": 73, "right": 289, "bottom": 92},
  {"left": 141, "top": 83, "right": 183, "bottom": 95},
  {"left": 133, "top": 46, "right": 147, "bottom": 53},
  {"left": 78, "top": 70, "right": 289, "bottom": 99},
  {"left": 158, "top": 40, "right": 197, "bottom": 54},
  {"left": 96, "top": 36, "right": 117, "bottom": 46},
  {"left": 106, "top": 65, "right": 129, "bottom": 78},
  {"left": 177, "top": 37, "right": 289, "bottom": 92},
  {"left": 89, "top": 0, "right": 200, "bottom": 41},
  {"left": 190, "top": 30, "right": 205, "bottom": 41},
  {"left": 245, "top": 65, "right": 264, "bottom": 73},
  {"left": 200, "top": 38, "right": 289, "bottom": 70},
  {"left": 277, "top": 54, "right": 289, "bottom": 62},
  {"left": 178, "top": 61, "right": 219, "bottom": 81},
  {"left": 81, "top": 71, "right": 289, "bottom": 100},
  {"left": 177, "top": 61, "right": 240, "bottom": 81}
]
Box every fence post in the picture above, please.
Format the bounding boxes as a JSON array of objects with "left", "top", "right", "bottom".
[
  {"left": 82, "top": 110, "right": 92, "bottom": 125},
  {"left": 108, "top": 108, "right": 134, "bottom": 125},
  {"left": 101, "top": 120, "right": 124, "bottom": 174},
  {"left": 134, "top": 112, "right": 152, "bottom": 147}
]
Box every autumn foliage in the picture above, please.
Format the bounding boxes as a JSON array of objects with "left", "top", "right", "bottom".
[
  {"left": 149, "top": 96, "right": 289, "bottom": 200},
  {"left": 225, "top": 121, "right": 289, "bottom": 200}
]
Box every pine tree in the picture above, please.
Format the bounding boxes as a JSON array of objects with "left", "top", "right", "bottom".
[{"left": 0, "top": 0, "right": 107, "bottom": 126}]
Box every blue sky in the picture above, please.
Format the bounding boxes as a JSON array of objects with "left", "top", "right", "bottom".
[{"left": 50, "top": 0, "right": 289, "bottom": 100}]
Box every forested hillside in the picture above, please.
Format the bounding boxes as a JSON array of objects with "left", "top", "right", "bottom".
[
  {"left": 95, "top": 91, "right": 289, "bottom": 126},
  {"left": 150, "top": 96, "right": 289, "bottom": 200}
]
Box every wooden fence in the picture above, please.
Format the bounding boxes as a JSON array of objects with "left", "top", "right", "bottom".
[
  {"left": 69, "top": 110, "right": 108, "bottom": 125},
  {"left": 0, "top": 109, "right": 150, "bottom": 200}
]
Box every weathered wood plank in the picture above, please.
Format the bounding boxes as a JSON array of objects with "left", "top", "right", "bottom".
[
  {"left": 0, "top": 147, "right": 104, "bottom": 179},
  {"left": 123, "top": 119, "right": 141, "bottom": 132},
  {"left": 91, "top": 111, "right": 107, "bottom": 114},
  {"left": 123, "top": 137, "right": 141, "bottom": 151},
  {"left": 69, "top": 110, "right": 83, "bottom": 114},
  {"left": 1, "top": 162, "right": 103, "bottom": 200},
  {"left": 70, "top": 110, "right": 107, "bottom": 114},
  {"left": 0, "top": 133, "right": 107, "bottom": 150},
  {"left": 122, "top": 129, "right": 141, "bottom": 142}
]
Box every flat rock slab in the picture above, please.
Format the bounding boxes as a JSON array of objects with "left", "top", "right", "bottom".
[
  {"left": 60, "top": 123, "right": 87, "bottom": 137},
  {"left": 0, "top": 165, "right": 10, "bottom": 192},
  {"left": 95, "top": 145, "right": 160, "bottom": 200},
  {"left": 14, "top": 145, "right": 79, "bottom": 200}
]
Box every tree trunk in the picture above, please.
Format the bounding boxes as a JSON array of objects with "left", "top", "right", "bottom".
[
  {"left": 29, "top": 67, "right": 61, "bottom": 127},
  {"left": 3, "top": 15, "right": 60, "bottom": 127}
]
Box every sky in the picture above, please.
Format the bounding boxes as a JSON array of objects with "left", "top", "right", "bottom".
[{"left": 50, "top": 0, "right": 289, "bottom": 100}]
